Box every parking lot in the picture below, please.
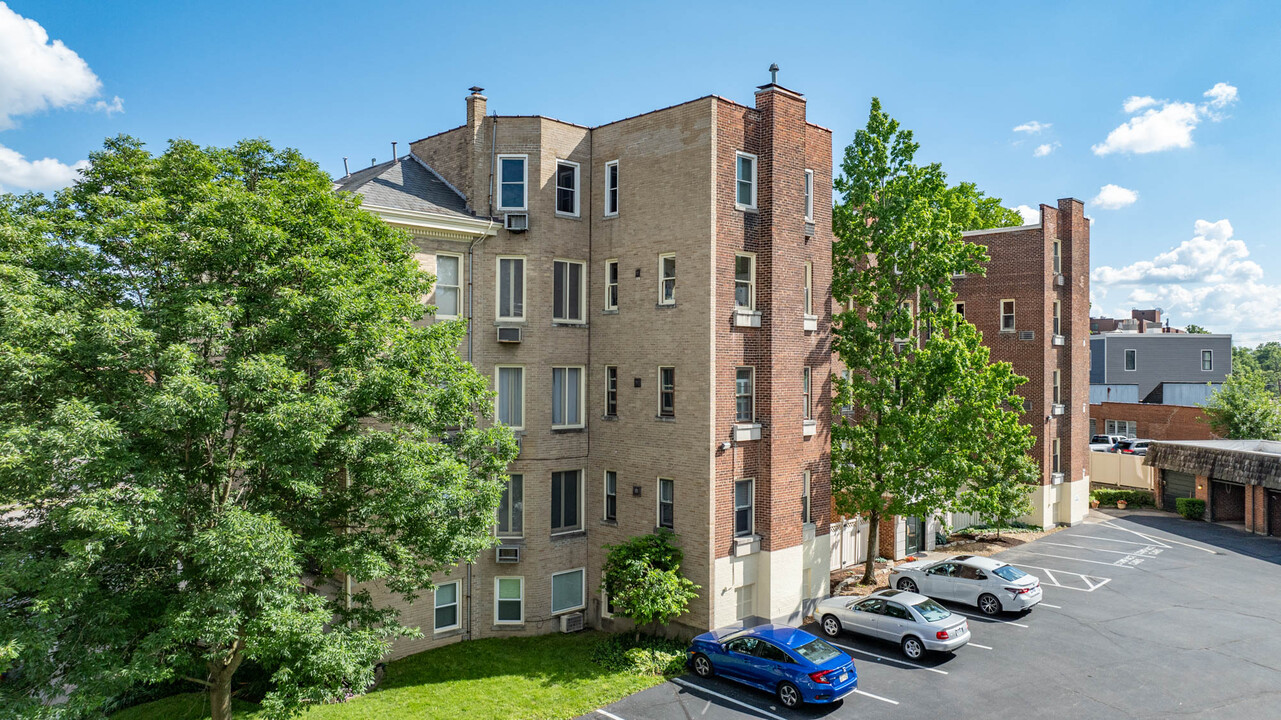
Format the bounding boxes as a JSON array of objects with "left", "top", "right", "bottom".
[{"left": 585, "top": 511, "right": 1281, "bottom": 720}]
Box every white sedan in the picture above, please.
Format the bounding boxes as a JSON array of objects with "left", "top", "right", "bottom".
[{"left": 889, "top": 554, "right": 1041, "bottom": 616}]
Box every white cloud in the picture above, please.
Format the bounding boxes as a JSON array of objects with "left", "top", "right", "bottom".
[
  {"left": 1013, "top": 121, "right": 1050, "bottom": 134},
  {"left": 1092, "top": 83, "right": 1238, "bottom": 156},
  {"left": 1014, "top": 204, "right": 1040, "bottom": 225},
  {"left": 0, "top": 1, "right": 108, "bottom": 128},
  {"left": 0, "top": 144, "right": 86, "bottom": 192},
  {"left": 91, "top": 95, "right": 124, "bottom": 115},
  {"left": 1091, "top": 184, "right": 1138, "bottom": 210},
  {"left": 1033, "top": 142, "right": 1059, "bottom": 157}
]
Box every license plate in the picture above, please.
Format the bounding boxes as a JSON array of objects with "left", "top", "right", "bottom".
[{"left": 839, "top": 673, "right": 849, "bottom": 682}]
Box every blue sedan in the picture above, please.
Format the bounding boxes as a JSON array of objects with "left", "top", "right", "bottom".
[{"left": 687, "top": 624, "right": 858, "bottom": 708}]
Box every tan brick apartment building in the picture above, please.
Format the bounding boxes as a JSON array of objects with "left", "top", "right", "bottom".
[{"left": 336, "top": 80, "right": 833, "bottom": 659}]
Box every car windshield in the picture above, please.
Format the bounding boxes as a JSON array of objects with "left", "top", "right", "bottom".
[
  {"left": 912, "top": 598, "right": 951, "bottom": 622},
  {"left": 794, "top": 638, "right": 841, "bottom": 665},
  {"left": 992, "top": 565, "right": 1027, "bottom": 582}
]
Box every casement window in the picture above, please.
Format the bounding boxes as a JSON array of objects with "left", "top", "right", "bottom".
[
  {"left": 1052, "top": 240, "right": 1062, "bottom": 274},
  {"left": 1000, "top": 299, "right": 1016, "bottom": 332},
  {"left": 802, "top": 367, "right": 812, "bottom": 420},
  {"left": 657, "top": 478, "right": 674, "bottom": 530},
  {"left": 604, "top": 259, "right": 619, "bottom": 310},
  {"left": 495, "top": 577, "right": 524, "bottom": 624},
  {"left": 955, "top": 301, "right": 966, "bottom": 319},
  {"left": 552, "top": 260, "right": 585, "bottom": 323},
  {"left": 804, "top": 262, "right": 814, "bottom": 315},
  {"left": 1053, "top": 370, "right": 1061, "bottom": 405},
  {"left": 434, "top": 253, "right": 462, "bottom": 318},
  {"left": 735, "top": 152, "right": 757, "bottom": 209},
  {"left": 1053, "top": 300, "right": 1062, "bottom": 336},
  {"left": 497, "top": 473, "right": 523, "bottom": 538},
  {"left": 555, "top": 160, "right": 580, "bottom": 216},
  {"left": 735, "top": 253, "right": 755, "bottom": 310},
  {"left": 659, "top": 367, "right": 675, "bottom": 417},
  {"left": 497, "top": 257, "right": 525, "bottom": 320},
  {"left": 1052, "top": 438, "right": 1061, "bottom": 474},
  {"left": 551, "top": 367, "right": 583, "bottom": 428},
  {"left": 603, "top": 470, "right": 617, "bottom": 522},
  {"left": 658, "top": 254, "right": 676, "bottom": 305},
  {"left": 605, "top": 365, "right": 618, "bottom": 417},
  {"left": 1202, "top": 350, "right": 1213, "bottom": 371},
  {"left": 804, "top": 169, "right": 814, "bottom": 222},
  {"left": 1124, "top": 349, "right": 1137, "bottom": 371},
  {"left": 551, "top": 568, "right": 585, "bottom": 614},
  {"left": 735, "top": 367, "right": 754, "bottom": 422},
  {"left": 604, "top": 160, "right": 619, "bottom": 216},
  {"left": 551, "top": 470, "right": 582, "bottom": 534},
  {"left": 801, "top": 470, "right": 812, "bottom": 524},
  {"left": 434, "top": 581, "right": 460, "bottom": 632},
  {"left": 734, "top": 478, "right": 754, "bottom": 537},
  {"left": 495, "top": 366, "right": 524, "bottom": 429},
  {"left": 497, "top": 155, "right": 527, "bottom": 211}
]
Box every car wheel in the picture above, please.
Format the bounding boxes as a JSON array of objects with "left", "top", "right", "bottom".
[
  {"left": 901, "top": 635, "right": 924, "bottom": 660},
  {"left": 978, "top": 593, "right": 1002, "bottom": 616},
  {"left": 691, "top": 653, "right": 713, "bottom": 678},
  {"left": 897, "top": 577, "right": 918, "bottom": 593},
  {"left": 821, "top": 614, "right": 842, "bottom": 638},
  {"left": 777, "top": 681, "right": 801, "bottom": 708}
]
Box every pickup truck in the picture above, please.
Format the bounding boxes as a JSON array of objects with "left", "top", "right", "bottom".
[{"left": 1089, "top": 434, "right": 1127, "bottom": 452}]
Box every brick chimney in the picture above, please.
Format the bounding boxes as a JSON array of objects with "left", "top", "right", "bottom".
[{"left": 466, "top": 87, "right": 487, "bottom": 135}]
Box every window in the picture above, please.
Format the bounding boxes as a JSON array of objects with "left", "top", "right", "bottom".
[
  {"left": 1000, "top": 299, "right": 1016, "bottom": 332},
  {"left": 657, "top": 478, "right": 674, "bottom": 529},
  {"left": 497, "top": 474, "right": 523, "bottom": 538},
  {"left": 604, "top": 160, "right": 619, "bottom": 216},
  {"left": 735, "top": 367, "right": 754, "bottom": 422},
  {"left": 552, "top": 260, "right": 585, "bottom": 322},
  {"left": 884, "top": 603, "right": 911, "bottom": 621},
  {"left": 434, "top": 581, "right": 460, "bottom": 631},
  {"left": 551, "top": 568, "right": 585, "bottom": 614},
  {"left": 555, "top": 161, "right": 579, "bottom": 216},
  {"left": 434, "top": 254, "right": 462, "bottom": 317},
  {"left": 551, "top": 470, "right": 582, "bottom": 533},
  {"left": 551, "top": 366, "right": 583, "bottom": 428},
  {"left": 605, "top": 366, "right": 618, "bottom": 417},
  {"left": 603, "top": 470, "right": 617, "bottom": 521},
  {"left": 955, "top": 301, "right": 966, "bottom": 319},
  {"left": 734, "top": 478, "right": 754, "bottom": 537},
  {"left": 1052, "top": 438, "right": 1061, "bottom": 474},
  {"left": 497, "top": 257, "right": 525, "bottom": 320},
  {"left": 495, "top": 577, "right": 523, "bottom": 624},
  {"left": 958, "top": 565, "right": 987, "bottom": 581},
  {"left": 658, "top": 254, "right": 676, "bottom": 305},
  {"left": 735, "top": 152, "right": 757, "bottom": 209},
  {"left": 659, "top": 367, "right": 675, "bottom": 417},
  {"left": 804, "top": 169, "right": 814, "bottom": 222},
  {"left": 1106, "top": 419, "right": 1137, "bottom": 437},
  {"left": 840, "top": 369, "right": 853, "bottom": 413},
  {"left": 1090, "top": 418, "right": 1098, "bottom": 437},
  {"left": 803, "top": 262, "right": 814, "bottom": 316},
  {"left": 604, "top": 259, "right": 618, "bottom": 310},
  {"left": 735, "top": 253, "right": 755, "bottom": 310},
  {"left": 497, "top": 155, "right": 527, "bottom": 211},
  {"left": 1052, "top": 369, "right": 1061, "bottom": 405},
  {"left": 801, "top": 470, "right": 812, "bottom": 524},
  {"left": 1053, "top": 300, "right": 1061, "bottom": 336},
  {"left": 1052, "top": 239, "right": 1062, "bottom": 274},
  {"left": 1124, "top": 349, "right": 1137, "bottom": 371},
  {"left": 802, "top": 367, "right": 812, "bottom": 420},
  {"left": 495, "top": 366, "right": 524, "bottom": 429},
  {"left": 1202, "top": 350, "right": 1213, "bottom": 371},
  {"left": 754, "top": 641, "right": 792, "bottom": 664}
]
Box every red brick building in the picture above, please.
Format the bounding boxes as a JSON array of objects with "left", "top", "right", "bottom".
[{"left": 1089, "top": 401, "right": 1216, "bottom": 442}]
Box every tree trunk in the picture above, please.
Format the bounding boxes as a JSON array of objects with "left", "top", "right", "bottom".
[
  {"left": 207, "top": 643, "right": 244, "bottom": 720},
  {"left": 862, "top": 507, "right": 881, "bottom": 585}
]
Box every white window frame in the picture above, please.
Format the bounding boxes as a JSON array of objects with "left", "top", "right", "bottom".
[
  {"left": 801, "top": 470, "right": 812, "bottom": 524},
  {"left": 1124, "top": 349, "right": 1137, "bottom": 372},
  {"left": 494, "top": 365, "right": 525, "bottom": 430},
  {"left": 734, "top": 478, "right": 754, "bottom": 538},
  {"left": 955, "top": 301, "right": 966, "bottom": 319},
  {"left": 1000, "top": 299, "right": 1016, "bottom": 332},
  {"left": 554, "top": 159, "right": 580, "bottom": 218},
  {"left": 496, "top": 255, "right": 526, "bottom": 321},
  {"left": 604, "top": 259, "right": 619, "bottom": 311},
  {"left": 1052, "top": 239, "right": 1062, "bottom": 274},
  {"left": 735, "top": 152, "right": 757, "bottom": 210},
  {"left": 552, "top": 259, "right": 586, "bottom": 324},
  {"left": 804, "top": 262, "right": 815, "bottom": 316},
  {"left": 497, "top": 473, "right": 523, "bottom": 539},
  {"left": 1202, "top": 349, "right": 1213, "bottom": 371},
  {"left": 659, "top": 366, "right": 675, "bottom": 417},
  {"left": 804, "top": 169, "right": 814, "bottom": 222},
  {"left": 496, "top": 154, "right": 528, "bottom": 212},
  {"left": 734, "top": 252, "right": 756, "bottom": 310},
  {"left": 657, "top": 477, "right": 674, "bottom": 530},
  {"left": 551, "top": 366, "right": 585, "bottom": 429},
  {"left": 1053, "top": 369, "right": 1061, "bottom": 405},
  {"left": 433, "top": 580, "right": 461, "bottom": 633},
  {"left": 735, "top": 366, "right": 754, "bottom": 423},
  {"left": 550, "top": 567, "right": 586, "bottom": 615},
  {"left": 604, "top": 160, "right": 619, "bottom": 217},
  {"left": 550, "top": 469, "right": 584, "bottom": 535},
  {"left": 802, "top": 367, "right": 812, "bottom": 420},
  {"left": 603, "top": 470, "right": 617, "bottom": 522},
  {"left": 494, "top": 576, "right": 524, "bottom": 625},
  {"left": 433, "top": 252, "right": 463, "bottom": 319},
  {"left": 1052, "top": 438, "right": 1061, "bottom": 474},
  {"left": 605, "top": 365, "right": 618, "bottom": 417},
  {"left": 658, "top": 253, "right": 676, "bottom": 305},
  {"left": 1053, "top": 299, "right": 1061, "bottom": 336}
]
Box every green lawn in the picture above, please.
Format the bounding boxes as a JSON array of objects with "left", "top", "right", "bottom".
[{"left": 112, "top": 632, "right": 672, "bottom": 720}]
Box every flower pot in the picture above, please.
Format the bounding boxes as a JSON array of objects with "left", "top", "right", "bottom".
[
  {"left": 1090, "top": 500, "right": 1100, "bottom": 509},
  {"left": 1116, "top": 500, "right": 1128, "bottom": 510}
]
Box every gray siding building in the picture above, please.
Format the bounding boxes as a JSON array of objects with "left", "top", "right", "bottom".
[{"left": 1089, "top": 333, "right": 1231, "bottom": 403}]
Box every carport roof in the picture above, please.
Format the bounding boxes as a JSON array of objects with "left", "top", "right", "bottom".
[{"left": 1145, "top": 440, "right": 1281, "bottom": 490}]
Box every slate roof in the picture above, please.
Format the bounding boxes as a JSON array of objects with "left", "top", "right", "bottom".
[{"left": 333, "top": 155, "right": 472, "bottom": 219}]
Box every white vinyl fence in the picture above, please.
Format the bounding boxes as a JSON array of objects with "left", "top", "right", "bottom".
[{"left": 829, "top": 518, "right": 871, "bottom": 570}]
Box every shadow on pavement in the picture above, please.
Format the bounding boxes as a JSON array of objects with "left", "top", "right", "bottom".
[{"left": 1100, "top": 509, "right": 1281, "bottom": 564}]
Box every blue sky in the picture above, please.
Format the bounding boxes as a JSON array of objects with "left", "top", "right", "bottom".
[{"left": 4, "top": 1, "right": 1279, "bottom": 344}]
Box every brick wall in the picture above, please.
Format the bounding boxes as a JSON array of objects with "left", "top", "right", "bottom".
[{"left": 1089, "top": 401, "right": 1216, "bottom": 441}]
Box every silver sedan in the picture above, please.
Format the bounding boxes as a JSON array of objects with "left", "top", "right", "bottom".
[
  {"left": 815, "top": 589, "right": 970, "bottom": 659},
  {"left": 889, "top": 554, "right": 1042, "bottom": 615}
]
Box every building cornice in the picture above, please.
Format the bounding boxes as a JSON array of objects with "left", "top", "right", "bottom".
[{"left": 362, "top": 203, "right": 498, "bottom": 240}]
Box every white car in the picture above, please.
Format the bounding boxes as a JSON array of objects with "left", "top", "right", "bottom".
[
  {"left": 1090, "top": 434, "right": 1127, "bottom": 452},
  {"left": 815, "top": 589, "right": 970, "bottom": 659},
  {"left": 888, "top": 555, "right": 1041, "bottom": 616}
]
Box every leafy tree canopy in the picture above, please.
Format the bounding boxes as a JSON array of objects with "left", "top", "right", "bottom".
[
  {"left": 1201, "top": 365, "right": 1281, "bottom": 440},
  {"left": 1184, "top": 323, "right": 1211, "bottom": 334},
  {"left": 600, "top": 533, "right": 699, "bottom": 642}
]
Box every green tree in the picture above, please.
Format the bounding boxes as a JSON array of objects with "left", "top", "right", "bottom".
[
  {"left": 1184, "top": 323, "right": 1211, "bottom": 334},
  {"left": 1201, "top": 366, "right": 1281, "bottom": 440},
  {"left": 943, "top": 181, "right": 1025, "bottom": 231},
  {"left": 0, "top": 137, "right": 516, "bottom": 720},
  {"left": 832, "top": 99, "right": 1038, "bottom": 584},
  {"left": 600, "top": 533, "right": 700, "bottom": 642}
]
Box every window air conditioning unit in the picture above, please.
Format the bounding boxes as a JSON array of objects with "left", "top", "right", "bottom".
[
  {"left": 497, "top": 326, "right": 522, "bottom": 343},
  {"left": 1019, "top": 330, "right": 1035, "bottom": 341},
  {"left": 804, "top": 221, "right": 816, "bottom": 238},
  {"left": 504, "top": 213, "right": 528, "bottom": 232},
  {"left": 1055, "top": 274, "right": 1065, "bottom": 286},
  {"left": 559, "top": 612, "right": 585, "bottom": 633},
  {"left": 1051, "top": 472, "right": 1065, "bottom": 485},
  {"left": 495, "top": 546, "right": 520, "bottom": 563},
  {"left": 513, "top": 435, "right": 522, "bottom": 455},
  {"left": 1052, "top": 403, "right": 1066, "bottom": 416}
]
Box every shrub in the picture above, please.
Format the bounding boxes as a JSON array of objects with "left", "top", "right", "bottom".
[
  {"left": 591, "top": 634, "right": 688, "bottom": 676},
  {"left": 1089, "top": 489, "right": 1155, "bottom": 508},
  {"left": 1176, "top": 497, "right": 1206, "bottom": 520}
]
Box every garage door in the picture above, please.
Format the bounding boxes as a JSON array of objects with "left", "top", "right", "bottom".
[
  {"left": 1268, "top": 491, "right": 1281, "bottom": 537},
  {"left": 1211, "top": 481, "right": 1246, "bottom": 522},
  {"left": 1162, "top": 470, "right": 1196, "bottom": 510}
]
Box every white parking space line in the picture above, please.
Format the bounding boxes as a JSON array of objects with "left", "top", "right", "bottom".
[
  {"left": 853, "top": 688, "right": 900, "bottom": 705},
  {"left": 1015, "top": 550, "right": 1138, "bottom": 568},
  {"left": 1038, "top": 541, "right": 1162, "bottom": 557},
  {"left": 828, "top": 641, "right": 949, "bottom": 674},
  {"left": 968, "top": 642, "right": 994, "bottom": 650},
  {"left": 1042, "top": 568, "right": 1059, "bottom": 586},
  {"left": 1098, "top": 521, "right": 1217, "bottom": 553},
  {"left": 596, "top": 710, "right": 626, "bottom": 720},
  {"left": 952, "top": 611, "right": 1030, "bottom": 628},
  {"left": 1040, "top": 603, "right": 1063, "bottom": 609},
  {"left": 1012, "top": 563, "right": 1112, "bottom": 592},
  {"left": 1070, "top": 534, "right": 1165, "bottom": 548},
  {"left": 670, "top": 678, "right": 787, "bottom": 720}
]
